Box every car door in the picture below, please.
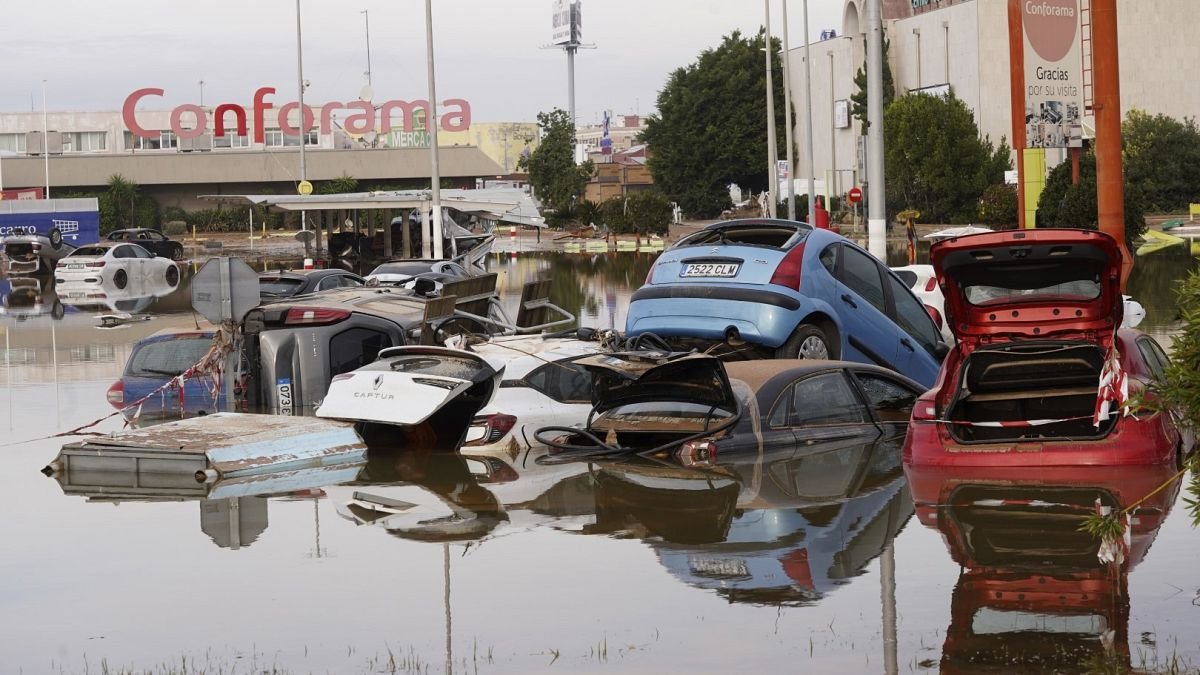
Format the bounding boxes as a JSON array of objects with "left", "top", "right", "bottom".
[
  {"left": 882, "top": 271, "right": 943, "bottom": 386},
  {"left": 850, "top": 370, "right": 921, "bottom": 439},
  {"left": 824, "top": 243, "right": 902, "bottom": 372},
  {"left": 765, "top": 370, "right": 879, "bottom": 447},
  {"left": 146, "top": 230, "right": 168, "bottom": 258},
  {"left": 129, "top": 243, "right": 154, "bottom": 279},
  {"left": 518, "top": 356, "right": 596, "bottom": 438},
  {"left": 110, "top": 244, "right": 135, "bottom": 277}
]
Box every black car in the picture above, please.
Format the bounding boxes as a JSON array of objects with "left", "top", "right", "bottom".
[
  {"left": 258, "top": 269, "right": 366, "bottom": 300},
  {"left": 106, "top": 229, "right": 185, "bottom": 261}
]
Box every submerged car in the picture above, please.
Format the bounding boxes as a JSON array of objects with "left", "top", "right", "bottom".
[
  {"left": 364, "top": 259, "right": 471, "bottom": 286},
  {"left": 258, "top": 268, "right": 365, "bottom": 300},
  {"left": 903, "top": 229, "right": 1189, "bottom": 467},
  {"left": 106, "top": 330, "right": 230, "bottom": 423},
  {"left": 1, "top": 233, "right": 77, "bottom": 275},
  {"left": 626, "top": 219, "right": 946, "bottom": 387},
  {"left": 550, "top": 352, "right": 924, "bottom": 461},
  {"left": 55, "top": 242, "right": 180, "bottom": 289},
  {"left": 106, "top": 228, "right": 185, "bottom": 261}
]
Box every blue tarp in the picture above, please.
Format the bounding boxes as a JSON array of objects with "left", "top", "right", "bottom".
[{"left": 0, "top": 198, "right": 100, "bottom": 246}]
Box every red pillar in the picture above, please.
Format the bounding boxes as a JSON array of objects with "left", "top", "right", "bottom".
[
  {"left": 1007, "top": 0, "right": 1028, "bottom": 229},
  {"left": 1092, "top": 0, "right": 1131, "bottom": 290}
]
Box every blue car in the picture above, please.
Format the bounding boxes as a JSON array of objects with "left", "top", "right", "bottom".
[
  {"left": 625, "top": 219, "right": 946, "bottom": 387},
  {"left": 107, "top": 330, "right": 229, "bottom": 424}
]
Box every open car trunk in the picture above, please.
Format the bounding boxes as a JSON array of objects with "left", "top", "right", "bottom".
[{"left": 947, "top": 341, "right": 1115, "bottom": 443}]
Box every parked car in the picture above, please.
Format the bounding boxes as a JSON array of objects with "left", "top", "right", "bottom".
[
  {"left": 54, "top": 242, "right": 181, "bottom": 289},
  {"left": 106, "top": 330, "right": 229, "bottom": 423},
  {"left": 903, "top": 229, "right": 1191, "bottom": 467},
  {"left": 0, "top": 276, "right": 66, "bottom": 320},
  {"left": 549, "top": 352, "right": 924, "bottom": 461},
  {"left": 1, "top": 233, "right": 78, "bottom": 275},
  {"left": 259, "top": 269, "right": 366, "bottom": 300},
  {"left": 106, "top": 228, "right": 185, "bottom": 261},
  {"left": 626, "top": 219, "right": 946, "bottom": 387},
  {"left": 365, "top": 259, "right": 470, "bottom": 286},
  {"left": 57, "top": 270, "right": 180, "bottom": 315},
  {"left": 890, "top": 264, "right": 954, "bottom": 343}
]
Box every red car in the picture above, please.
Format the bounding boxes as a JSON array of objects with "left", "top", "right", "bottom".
[{"left": 903, "top": 229, "right": 1190, "bottom": 467}]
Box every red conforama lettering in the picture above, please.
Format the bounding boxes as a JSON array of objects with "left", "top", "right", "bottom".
[{"left": 122, "top": 87, "right": 472, "bottom": 142}]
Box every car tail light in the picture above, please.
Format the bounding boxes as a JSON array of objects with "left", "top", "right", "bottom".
[
  {"left": 284, "top": 307, "right": 351, "bottom": 325},
  {"left": 464, "top": 413, "right": 518, "bottom": 446},
  {"left": 676, "top": 439, "right": 718, "bottom": 467},
  {"left": 87, "top": 261, "right": 106, "bottom": 268},
  {"left": 106, "top": 380, "right": 124, "bottom": 408},
  {"left": 769, "top": 244, "right": 806, "bottom": 291},
  {"left": 911, "top": 396, "right": 938, "bottom": 422},
  {"left": 645, "top": 264, "right": 655, "bottom": 285},
  {"left": 924, "top": 276, "right": 937, "bottom": 292},
  {"left": 31, "top": 243, "right": 42, "bottom": 252},
  {"left": 925, "top": 305, "right": 943, "bottom": 330},
  {"left": 461, "top": 455, "right": 520, "bottom": 483}
]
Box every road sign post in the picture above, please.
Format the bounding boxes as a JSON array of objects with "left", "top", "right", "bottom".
[{"left": 191, "top": 257, "right": 261, "bottom": 412}]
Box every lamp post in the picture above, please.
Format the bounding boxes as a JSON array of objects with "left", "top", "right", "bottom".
[
  {"left": 424, "top": 0, "right": 445, "bottom": 259},
  {"left": 781, "top": 0, "right": 797, "bottom": 221},
  {"left": 295, "top": 0, "right": 308, "bottom": 233},
  {"left": 764, "top": 0, "right": 778, "bottom": 218},
  {"left": 361, "top": 9, "right": 373, "bottom": 88},
  {"left": 42, "top": 80, "right": 50, "bottom": 199},
  {"left": 802, "top": 0, "right": 816, "bottom": 225}
]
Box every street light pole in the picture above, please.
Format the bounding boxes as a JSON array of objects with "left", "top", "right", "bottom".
[
  {"left": 41, "top": 80, "right": 50, "bottom": 199},
  {"left": 295, "top": 0, "right": 308, "bottom": 232},
  {"left": 866, "top": 0, "right": 887, "bottom": 259},
  {"left": 361, "top": 9, "right": 373, "bottom": 88},
  {"left": 802, "top": 0, "right": 816, "bottom": 225},
  {"left": 764, "top": 0, "right": 778, "bottom": 218},
  {"left": 424, "top": 0, "right": 445, "bottom": 259},
  {"left": 781, "top": 0, "right": 797, "bottom": 221}
]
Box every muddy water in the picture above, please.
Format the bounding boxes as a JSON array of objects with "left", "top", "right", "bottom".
[{"left": 1, "top": 247, "right": 1197, "bottom": 674}]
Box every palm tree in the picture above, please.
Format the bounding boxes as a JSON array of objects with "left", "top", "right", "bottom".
[{"left": 107, "top": 174, "right": 139, "bottom": 229}]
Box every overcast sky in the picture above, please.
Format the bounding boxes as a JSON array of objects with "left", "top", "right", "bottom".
[{"left": 0, "top": 0, "right": 845, "bottom": 124}]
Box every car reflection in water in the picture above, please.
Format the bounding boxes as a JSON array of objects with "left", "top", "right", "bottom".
[
  {"left": 0, "top": 276, "right": 68, "bottom": 321},
  {"left": 57, "top": 270, "right": 181, "bottom": 316},
  {"left": 906, "top": 463, "right": 1183, "bottom": 673}
]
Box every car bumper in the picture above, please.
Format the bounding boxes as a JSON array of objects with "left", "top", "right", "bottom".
[
  {"left": 6, "top": 259, "right": 43, "bottom": 275},
  {"left": 55, "top": 269, "right": 104, "bottom": 283},
  {"left": 625, "top": 285, "right": 806, "bottom": 348},
  {"left": 902, "top": 415, "right": 1179, "bottom": 468}
]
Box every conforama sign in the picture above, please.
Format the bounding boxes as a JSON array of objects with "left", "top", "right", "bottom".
[{"left": 122, "top": 87, "right": 472, "bottom": 143}]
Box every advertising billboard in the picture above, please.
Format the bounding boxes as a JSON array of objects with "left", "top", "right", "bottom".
[
  {"left": 0, "top": 198, "right": 101, "bottom": 246},
  {"left": 1022, "top": 0, "right": 1084, "bottom": 148},
  {"left": 552, "top": 0, "right": 581, "bottom": 46}
]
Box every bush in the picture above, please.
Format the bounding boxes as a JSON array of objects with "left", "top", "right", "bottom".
[
  {"left": 1036, "top": 150, "right": 1146, "bottom": 247},
  {"left": 599, "top": 192, "right": 672, "bottom": 235},
  {"left": 976, "top": 184, "right": 1018, "bottom": 226},
  {"left": 164, "top": 220, "right": 188, "bottom": 236}
]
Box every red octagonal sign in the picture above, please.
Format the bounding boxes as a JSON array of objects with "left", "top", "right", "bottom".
[{"left": 848, "top": 187, "right": 863, "bottom": 204}]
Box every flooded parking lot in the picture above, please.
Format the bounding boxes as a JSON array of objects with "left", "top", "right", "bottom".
[{"left": 2, "top": 248, "right": 1198, "bottom": 675}]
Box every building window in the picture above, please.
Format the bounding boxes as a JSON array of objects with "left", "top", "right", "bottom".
[
  {"left": 124, "top": 130, "right": 178, "bottom": 151},
  {"left": 62, "top": 131, "right": 107, "bottom": 153},
  {"left": 265, "top": 129, "right": 318, "bottom": 148},
  {"left": 213, "top": 133, "right": 250, "bottom": 149},
  {"left": 0, "top": 133, "right": 27, "bottom": 154}
]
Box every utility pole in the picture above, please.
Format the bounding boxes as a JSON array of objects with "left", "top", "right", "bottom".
[
  {"left": 198, "top": 80, "right": 205, "bottom": 107},
  {"left": 41, "top": 80, "right": 50, "bottom": 199},
  {"left": 425, "top": 0, "right": 444, "bottom": 259},
  {"left": 781, "top": 0, "right": 797, "bottom": 221},
  {"left": 865, "top": 0, "right": 886, "bottom": 260},
  {"left": 1092, "top": 0, "right": 1130, "bottom": 288},
  {"left": 295, "top": 0, "right": 308, "bottom": 232},
  {"left": 802, "top": 0, "right": 816, "bottom": 225},
  {"left": 764, "top": 0, "right": 778, "bottom": 218},
  {"left": 361, "top": 10, "right": 373, "bottom": 88}
]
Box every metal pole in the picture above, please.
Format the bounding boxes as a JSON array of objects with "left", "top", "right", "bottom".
[
  {"left": 1093, "top": 0, "right": 1131, "bottom": 289},
  {"left": 781, "top": 0, "right": 797, "bottom": 221},
  {"left": 865, "top": 0, "right": 886, "bottom": 259},
  {"left": 444, "top": 543, "right": 453, "bottom": 675},
  {"left": 295, "top": 0, "right": 308, "bottom": 232},
  {"left": 361, "top": 9, "right": 373, "bottom": 88},
  {"left": 567, "top": 46, "right": 577, "bottom": 126},
  {"left": 802, "top": 0, "right": 816, "bottom": 224},
  {"left": 764, "top": 0, "right": 778, "bottom": 218},
  {"left": 425, "top": 0, "right": 445, "bottom": 259},
  {"left": 41, "top": 80, "right": 50, "bottom": 199},
  {"left": 881, "top": 541, "right": 899, "bottom": 675},
  {"left": 829, "top": 51, "right": 837, "bottom": 200},
  {"left": 1006, "top": 0, "right": 1027, "bottom": 229}
]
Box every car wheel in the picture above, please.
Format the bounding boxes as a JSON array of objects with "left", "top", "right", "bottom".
[
  {"left": 165, "top": 265, "right": 180, "bottom": 287},
  {"left": 49, "top": 228, "right": 63, "bottom": 249},
  {"left": 51, "top": 301, "right": 65, "bottom": 320},
  {"left": 776, "top": 323, "right": 834, "bottom": 360},
  {"left": 171, "top": 245, "right": 184, "bottom": 261},
  {"left": 113, "top": 269, "right": 128, "bottom": 290}
]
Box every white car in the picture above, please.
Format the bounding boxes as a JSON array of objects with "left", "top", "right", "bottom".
[
  {"left": 890, "top": 264, "right": 954, "bottom": 344},
  {"left": 57, "top": 272, "right": 180, "bottom": 315},
  {"left": 55, "top": 242, "right": 180, "bottom": 289},
  {"left": 461, "top": 335, "right": 601, "bottom": 454}
]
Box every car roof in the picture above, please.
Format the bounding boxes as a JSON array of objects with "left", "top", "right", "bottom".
[
  {"left": 470, "top": 336, "right": 600, "bottom": 379},
  {"left": 725, "top": 359, "right": 924, "bottom": 397},
  {"left": 110, "top": 228, "right": 157, "bottom": 234}
]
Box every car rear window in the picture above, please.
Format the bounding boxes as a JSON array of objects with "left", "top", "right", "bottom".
[
  {"left": 127, "top": 336, "right": 214, "bottom": 377},
  {"left": 72, "top": 246, "right": 109, "bottom": 257},
  {"left": 259, "top": 277, "right": 305, "bottom": 296},
  {"left": 892, "top": 270, "right": 918, "bottom": 288},
  {"left": 371, "top": 262, "right": 431, "bottom": 276},
  {"left": 360, "top": 353, "right": 484, "bottom": 379},
  {"left": 601, "top": 401, "right": 736, "bottom": 425},
  {"left": 965, "top": 279, "right": 1101, "bottom": 305},
  {"left": 675, "top": 224, "right": 810, "bottom": 249}
]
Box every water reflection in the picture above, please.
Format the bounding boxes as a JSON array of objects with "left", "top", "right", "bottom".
[{"left": 906, "top": 464, "right": 1183, "bottom": 673}]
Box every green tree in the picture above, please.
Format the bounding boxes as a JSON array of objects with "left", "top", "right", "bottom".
[
  {"left": 976, "top": 185, "right": 1018, "bottom": 226},
  {"left": 883, "top": 92, "right": 1011, "bottom": 223},
  {"left": 598, "top": 191, "right": 673, "bottom": 235},
  {"left": 850, "top": 38, "right": 896, "bottom": 133},
  {"left": 518, "top": 108, "right": 593, "bottom": 217},
  {"left": 316, "top": 174, "right": 360, "bottom": 195},
  {"left": 1121, "top": 109, "right": 1200, "bottom": 212},
  {"left": 107, "top": 174, "right": 138, "bottom": 229},
  {"left": 641, "top": 29, "right": 789, "bottom": 218},
  {"left": 1036, "top": 150, "right": 1147, "bottom": 247}
]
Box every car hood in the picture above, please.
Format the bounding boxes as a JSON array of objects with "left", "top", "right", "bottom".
[
  {"left": 931, "top": 229, "right": 1122, "bottom": 346},
  {"left": 575, "top": 352, "right": 737, "bottom": 415}
]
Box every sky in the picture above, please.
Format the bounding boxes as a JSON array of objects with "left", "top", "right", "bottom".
[{"left": 0, "top": 0, "right": 845, "bottom": 125}]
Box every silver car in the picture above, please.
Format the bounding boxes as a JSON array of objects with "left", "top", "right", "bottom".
[{"left": 1, "top": 233, "right": 77, "bottom": 275}]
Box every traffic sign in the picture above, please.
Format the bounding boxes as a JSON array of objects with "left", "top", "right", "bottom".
[
  {"left": 298, "top": 180, "right": 314, "bottom": 196},
  {"left": 191, "top": 257, "right": 261, "bottom": 325},
  {"left": 848, "top": 187, "right": 863, "bottom": 204}
]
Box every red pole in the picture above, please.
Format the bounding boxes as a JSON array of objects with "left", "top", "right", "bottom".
[
  {"left": 1007, "top": 0, "right": 1028, "bottom": 229},
  {"left": 1092, "top": 0, "right": 1131, "bottom": 290},
  {"left": 1071, "top": 147, "right": 1081, "bottom": 184}
]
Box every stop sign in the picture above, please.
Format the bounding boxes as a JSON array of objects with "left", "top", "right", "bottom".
[{"left": 848, "top": 187, "right": 863, "bottom": 204}]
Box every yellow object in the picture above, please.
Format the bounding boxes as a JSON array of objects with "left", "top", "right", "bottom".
[
  {"left": 1022, "top": 149, "right": 1046, "bottom": 229},
  {"left": 298, "top": 180, "right": 314, "bottom": 196},
  {"left": 1190, "top": 203, "right": 1200, "bottom": 221}
]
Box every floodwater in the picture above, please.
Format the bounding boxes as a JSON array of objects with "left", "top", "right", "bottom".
[{"left": 1, "top": 245, "right": 1198, "bottom": 675}]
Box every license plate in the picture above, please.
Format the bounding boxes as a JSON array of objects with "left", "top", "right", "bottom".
[
  {"left": 681, "top": 262, "right": 739, "bottom": 278},
  {"left": 277, "top": 379, "right": 294, "bottom": 415},
  {"left": 689, "top": 557, "right": 750, "bottom": 578},
  {"left": 68, "top": 264, "right": 85, "bottom": 270}
]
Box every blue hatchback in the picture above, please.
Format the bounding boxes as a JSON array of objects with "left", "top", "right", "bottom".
[
  {"left": 107, "top": 330, "right": 228, "bottom": 424},
  {"left": 625, "top": 219, "right": 946, "bottom": 387}
]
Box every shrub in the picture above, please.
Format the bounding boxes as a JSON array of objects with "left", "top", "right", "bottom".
[
  {"left": 599, "top": 192, "right": 672, "bottom": 235},
  {"left": 976, "top": 184, "right": 1018, "bottom": 226}
]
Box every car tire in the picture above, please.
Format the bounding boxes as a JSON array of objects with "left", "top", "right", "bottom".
[
  {"left": 776, "top": 323, "right": 835, "bottom": 360},
  {"left": 51, "top": 301, "right": 65, "bottom": 320},
  {"left": 49, "top": 228, "right": 63, "bottom": 249},
  {"left": 113, "top": 269, "right": 128, "bottom": 290},
  {"left": 171, "top": 245, "right": 184, "bottom": 261},
  {"left": 165, "top": 265, "right": 180, "bottom": 287}
]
